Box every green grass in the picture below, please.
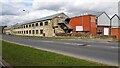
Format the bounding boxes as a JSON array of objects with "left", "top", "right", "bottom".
[{"left": 2, "top": 41, "right": 106, "bottom": 66}]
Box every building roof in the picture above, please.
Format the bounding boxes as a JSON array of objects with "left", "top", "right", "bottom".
[
  {"left": 70, "top": 11, "right": 104, "bottom": 18},
  {"left": 81, "top": 11, "right": 104, "bottom": 17},
  {"left": 111, "top": 14, "right": 120, "bottom": 20},
  {"left": 16, "top": 12, "right": 68, "bottom": 26}
]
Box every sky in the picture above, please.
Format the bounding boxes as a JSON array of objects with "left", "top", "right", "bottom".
[{"left": 0, "top": 0, "right": 119, "bottom": 26}]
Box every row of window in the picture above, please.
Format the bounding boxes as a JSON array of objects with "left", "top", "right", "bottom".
[
  {"left": 15, "top": 21, "right": 49, "bottom": 29},
  {"left": 16, "top": 30, "right": 43, "bottom": 34}
]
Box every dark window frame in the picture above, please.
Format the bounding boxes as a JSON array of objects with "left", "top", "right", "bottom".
[
  {"left": 29, "top": 24, "right": 31, "bottom": 27},
  {"left": 44, "top": 21, "right": 48, "bottom": 25},
  {"left": 32, "top": 24, "right": 34, "bottom": 27},
  {"left": 40, "top": 30, "right": 43, "bottom": 34},
  {"left": 24, "top": 25, "right": 26, "bottom": 28},
  {"left": 24, "top": 31, "right": 25, "bottom": 34},
  {"left": 40, "top": 22, "right": 43, "bottom": 26},
  {"left": 32, "top": 30, "right": 35, "bottom": 34},
  {"left": 26, "top": 25, "right": 28, "bottom": 28},
  {"left": 36, "top": 23, "right": 38, "bottom": 27},
  {"left": 29, "top": 30, "right": 31, "bottom": 34},
  {"left": 36, "top": 30, "right": 38, "bottom": 34},
  {"left": 26, "top": 30, "right": 28, "bottom": 34}
]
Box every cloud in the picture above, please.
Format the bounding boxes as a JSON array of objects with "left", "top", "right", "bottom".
[
  {"left": 0, "top": 9, "right": 62, "bottom": 26},
  {"left": 0, "top": 0, "right": 33, "bottom": 15},
  {"left": 0, "top": 0, "right": 119, "bottom": 26},
  {"left": 32, "top": 0, "right": 119, "bottom": 17},
  {"left": 118, "top": 1, "right": 120, "bottom": 17}
]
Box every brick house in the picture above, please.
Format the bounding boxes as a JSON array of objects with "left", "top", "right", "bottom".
[
  {"left": 111, "top": 14, "right": 120, "bottom": 40},
  {"left": 97, "top": 12, "right": 111, "bottom": 36}
]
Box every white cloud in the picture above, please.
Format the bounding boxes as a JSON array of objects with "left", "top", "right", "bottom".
[
  {"left": 1, "top": 0, "right": 33, "bottom": 15},
  {"left": 32, "top": 0, "right": 119, "bottom": 17},
  {"left": 0, "top": 9, "right": 64, "bottom": 26},
  {"left": 0, "top": 0, "right": 119, "bottom": 26}
]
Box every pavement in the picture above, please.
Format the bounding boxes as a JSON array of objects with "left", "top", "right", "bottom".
[{"left": 1, "top": 35, "right": 120, "bottom": 66}]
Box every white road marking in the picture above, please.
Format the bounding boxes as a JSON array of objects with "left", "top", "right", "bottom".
[
  {"left": 41, "top": 41, "right": 54, "bottom": 43},
  {"left": 40, "top": 40, "right": 86, "bottom": 46},
  {"left": 110, "top": 46, "right": 119, "bottom": 49}
]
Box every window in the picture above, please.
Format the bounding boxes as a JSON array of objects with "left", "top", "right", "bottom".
[
  {"left": 29, "top": 30, "right": 31, "bottom": 34},
  {"left": 40, "top": 22, "right": 43, "bottom": 26},
  {"left": 97, "top": 29, "right": 102, "bottom": 34},
  {"left": 29, "top": 24, "right": 31, "bottom": 27},
  {"left": 24, "top": 25, "right": 26, "bottom": 28},
  {"left": 36, "top": 23, "right": 38, "bottom": 27},
  {"left": 24, "top": 31, "right": 25, "bottom": 34},
  {"left": 26, "top": 25, "right": 28, "bottom": 28},
  {"left": 40, "top": 30, "right": 43, "bottom": 34},
  {"left": 22, "top": 31, "right": 23, "bottom": 34},
  {"left": 36, "top": 30, "right": 38, "bottom": 34},
  {"left": 32, "top": 24, "right": 34, "bottom": 27},
  {"left": 26, "top": 30, "right": 28, "bottom": 34},
  {"left": 32, "top": 30, "right": 35, "bottom": 34},
  {"left": 45, "top": 21, "right": 48, "bottom": 25}
]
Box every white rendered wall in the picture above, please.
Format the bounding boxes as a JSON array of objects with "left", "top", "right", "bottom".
[
  {"left": 111, "top": 16, "right": 119, "bottom": 27},
  {"left": 97, "top": 13, "right": 110, "bottom": 26}
]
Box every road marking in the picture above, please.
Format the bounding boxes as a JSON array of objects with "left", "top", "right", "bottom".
[
  {"left": 110, "top": 46, "right": 119, "bottom": 49},
  {"left": 41, "top": 41, "right": 54, "bottom": 43},
  {"left": 87, "top": 45, "right": 92, "bottom": 46},
  {"left": 64, "top": 43, "right": 87, "bottom": 46},
  {"left": 40, "top": 40, "right": 87, "bottom": 46}
]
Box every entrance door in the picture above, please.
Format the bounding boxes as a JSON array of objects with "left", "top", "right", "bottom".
[{"left": 104, "top": 28, "right": 109, "bottom": 35}]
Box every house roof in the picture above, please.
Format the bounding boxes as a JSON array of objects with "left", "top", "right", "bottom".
[
  {"left": 97, "top": 12, "right": 111, "bottom": 19},
  {"left": 16, "top": 12, "right": 68, "bottom": 26},
  {"left": 111, "top": 14, "right": 120, "bottom": 20}
]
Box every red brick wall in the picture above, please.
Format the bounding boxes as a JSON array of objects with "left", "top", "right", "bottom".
[
  {"left": 111, "top": 28, "right": 120, "bottom": 40},
  {"left": 69, "top": 16, "right": 83, "bottom": 32},
  {"left": 97, "top": 26, "right": 111, "bottom": 36},
  {"left": 90, "top": 17, "right": 97, "bottom": 35},
  {"left": 69, "top": 15, "right": 97, "bottom": 35}
]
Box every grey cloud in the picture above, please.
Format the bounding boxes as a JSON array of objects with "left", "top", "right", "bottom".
[
  {"left": 33, "top": 2, "right": 66, "bottom": 11},
  {"left": 33, "top": 1, "right": 118, "bottom": 17},
  {"left": 1, "top": 1, "right": 118, "bottom": 26},
  {"left": 0, "top": 15, "right": 21, "bottom": 26},
  {"left": 118, "top": 1, "right": 120, "bottom": 16},
  {"left": 1, "top": 2, "right": 32, "bottom": 16},
  {"left": 65, "top": 2, "right": 118, "bottom": 17}
]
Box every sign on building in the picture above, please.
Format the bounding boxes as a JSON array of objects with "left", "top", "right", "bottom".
[{"left": 76, "top": 26, "right": 83, "bottom": 31}]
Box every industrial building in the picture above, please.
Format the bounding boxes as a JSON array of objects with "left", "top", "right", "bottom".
[
  {"left": 3, "top": 12, "right": 120, "bottom": 40},
  {"left": 4, "top": 13, "right": 72, "bottom": 37}
]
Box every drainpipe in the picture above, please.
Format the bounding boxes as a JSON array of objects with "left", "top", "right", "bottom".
[{"left": 110, "top": 19, "right": 112, "bottom": 36}]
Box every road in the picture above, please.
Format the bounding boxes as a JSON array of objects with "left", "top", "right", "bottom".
[{"left": 2, "top": 35, "right": 119, "bottom": 66}]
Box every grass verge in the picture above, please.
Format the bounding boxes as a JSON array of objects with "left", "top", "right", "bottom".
[{"left": 2, "top": 41, "right": 110, "bottom": 67}]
